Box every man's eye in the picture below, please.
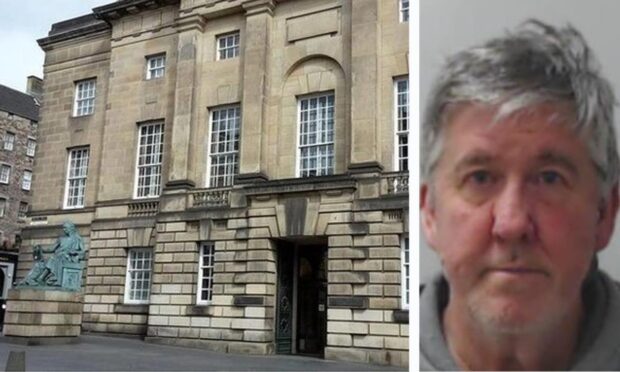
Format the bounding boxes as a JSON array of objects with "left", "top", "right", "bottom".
[
  {"left": 538, "top": 170, "right": 563, "bottom": 185},
  {"left": 467, "top": 170, "right": 494, "bottom": 185}
]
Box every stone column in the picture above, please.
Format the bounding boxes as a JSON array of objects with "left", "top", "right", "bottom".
[
  {"left": 165, "top": 14, "right": 205, "bottom": 191},
  {"left": 348, "top": 0, "right": 383, "bottom": 175},
  {"left": 236, "top": 0, "right": 275, "bottom": 184}
]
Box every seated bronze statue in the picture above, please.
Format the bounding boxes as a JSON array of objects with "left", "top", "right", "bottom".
[{"left": 19, "top": 222, "right": 84, "bottom": 290}]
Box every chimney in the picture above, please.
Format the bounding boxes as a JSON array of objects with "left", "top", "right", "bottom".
[{"left": 26, "top": 76, "right": 43, "bottom": 102}]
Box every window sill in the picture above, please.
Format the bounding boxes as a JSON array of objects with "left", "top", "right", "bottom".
[{"left": 115, "top": 304, "right": 149, "bottom": 314}]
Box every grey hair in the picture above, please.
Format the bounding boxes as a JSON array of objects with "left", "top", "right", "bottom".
[{"left": 422, "top": 19, "right": 619, "bottom": 195}]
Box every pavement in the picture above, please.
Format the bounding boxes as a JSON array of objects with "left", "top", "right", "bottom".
[{"left": 0, "top": 334, "right": 406, "bottom": 371}]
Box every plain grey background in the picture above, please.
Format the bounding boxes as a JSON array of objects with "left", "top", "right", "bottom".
[{"left": 420, "top": 0, "right": 620, "bottom": 282}]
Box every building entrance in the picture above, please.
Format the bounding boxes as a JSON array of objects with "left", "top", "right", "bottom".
[
  {"left": 276, "top": 240, "right": 327, "bottom": 356},
  {"left": 0, "top": 261, "right": 15, "bottom": 329}
]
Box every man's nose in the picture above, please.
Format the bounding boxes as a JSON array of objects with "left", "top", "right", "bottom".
[{"left": 491, "top": 182, "right": 535, "bottom": 243}]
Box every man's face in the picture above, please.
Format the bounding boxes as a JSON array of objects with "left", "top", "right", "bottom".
[{"left": 421, "top": 103, "right": 618, "bottom": 333}]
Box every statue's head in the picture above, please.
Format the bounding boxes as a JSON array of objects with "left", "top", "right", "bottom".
[{"left": 62, "top": 221, "right": 77, "bottom": 235}]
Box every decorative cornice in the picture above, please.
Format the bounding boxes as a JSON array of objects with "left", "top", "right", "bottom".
[
  {"left": 175, "top": 13, "right": 207, "bottom": 33},
  {"left": 37, "top": 15, "right": 110, "bottom": 50},
  {"left": 93, "top": 0, "right": 180, "bottom": 22},
  {"left": 242, "top": 174, "right": 356, "bottom": 196},
  {"left": 242, "top": 0, "right": 275, "bottom": 16}
]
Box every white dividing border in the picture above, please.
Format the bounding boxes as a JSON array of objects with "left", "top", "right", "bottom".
[{"left": 410, "top": 0, "right": 420, "bottom": 369}]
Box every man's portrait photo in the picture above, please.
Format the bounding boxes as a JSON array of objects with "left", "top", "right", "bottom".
[{"left": 419, "top": 0, "right": 620, "bottom": 370}]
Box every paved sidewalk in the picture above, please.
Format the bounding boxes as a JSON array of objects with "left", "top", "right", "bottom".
[{"left": 0, "top": 335, "right": 406, "bottom": 371}]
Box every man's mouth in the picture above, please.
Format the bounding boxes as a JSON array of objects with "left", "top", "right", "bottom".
[{"left": 487, "top": 267, "right": 549, "bottom": 278}]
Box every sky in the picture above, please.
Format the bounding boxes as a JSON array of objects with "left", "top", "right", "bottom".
[{"left": 0, "top": 1, "right": 111, "bottom": 93}]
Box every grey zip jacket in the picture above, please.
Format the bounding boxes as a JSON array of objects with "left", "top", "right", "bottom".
[{"left": 420, "top": 270, "right": 620, "bottom": 370}]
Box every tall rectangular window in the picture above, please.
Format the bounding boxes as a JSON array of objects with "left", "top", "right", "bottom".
[
  {"left": 0, "top": 199, "right": 6, "bottom": 218},
  {"left": 135, "top": 122, "right": 164, "bottom": 198},
  {"left": 64, "top": 147, "right": 89, "bottom": 209},
  {"left": 146, "top": 54, "right": 165, "bottom": 80},
  {"left": 3, "top": 132, "right": 14, "bottom": 151},
  {"left": 26, "top": 138, "right": 36, "bottom": 157},
  {"left": 0, "top": 164, "right": 11, "bottom": 184},
  {"left": 124, "top": 248, "right": 153, "bottom": 304},
  {"left": 399, "top": 0, "right": 409, "bottom": 22},
  {"left": 73, "top": 79, "right": 96, "bottom": 117},
  {"left": 22, "top": 170, "right": 32, "bottom": 191},
  {"left": 217, "top": 32, "right": 240, "bottom": 60},
  {"left": 401, "top": 237, "right": 410, "bottom": 309},
  {"left": 18, "top": 202, "right": 28, "bottom": 219},
  {"left": 298, "top": 93, "right": 335, "bottom": 177},
  {"left": 197, "top": 242, "right": 215, "bottom": 305},
  {"left": 395, "top": 78, "right": 409, "bottom": 171},
  {"left": 207, "top": 106, "right": 240, "bottom": 188}
]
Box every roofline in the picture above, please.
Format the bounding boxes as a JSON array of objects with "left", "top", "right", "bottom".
[
  {"left": 37, "top": 14, "right": 110, "bottom": 49},
  {"left": 0, "top": 84, "right": 39, "bottom": 122},
  {"left": 93, "top": 0, "right": 180, "bottom": 22}
]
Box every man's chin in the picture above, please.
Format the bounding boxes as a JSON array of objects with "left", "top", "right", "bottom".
[{"left": 467, "top": 296, "right": 560, "bottom": 335}]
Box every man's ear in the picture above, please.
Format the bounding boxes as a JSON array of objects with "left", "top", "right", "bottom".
[
  {"left": 421, "top": 183, "right": 439, "bottom": 249},
  {"left": 596, "top": 183, "right": 619, "bottom": 252}
]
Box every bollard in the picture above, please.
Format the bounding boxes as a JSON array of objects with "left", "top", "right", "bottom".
[{"left": 5, "top": 351, "right": 25, "bottom": 372}]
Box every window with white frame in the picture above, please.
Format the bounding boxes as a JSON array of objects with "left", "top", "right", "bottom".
[
  {"left": 3, "top": 132, "right": 14, "bottom": 151},
  {"left": 298, "top": 93, "right": 335, "bottom": 177},
  {"left": 207, "top": 106, "right": 241, "bottom": 188},
  {"left": 401, "top": 237, "right": 410, "bottom": 309},
  {"left": 64, "top": 148, "right": 89, "bottom": 209},
  {"left": 146, "top": 54, "right": 165, "bottom": 80},
  {"left": 18, "top": 202, "right": 27, "bottom": 219},
  {"left": 0, "top": 199, "right": 6, "bottom": 218},
  {"left": 26, "top": 138, "right": 36, "bottom": 157},
  {"left": 124, "top": 248, "right": 153, "bottom": 304},
  {"left": 399, "top": 0, "right": 409, "bottom": 22},
  {"left": 0, "top": 165, "right": 11, "bottom": 184},
  {"left": 197, "top": 242, "right": 215, "bottom": 304},
  {"left": 135, "top": 122, "right": 164, "bottom": 198},
  {"left": 395, "top": 78, "right": 409, "bottom": 171},
  {"left": 217, "top": 32, "right": 240, "bottom": 60},
  {"left": 22, "top": 170, "right": 32, "bottom": 191},
  {"left": 73, "top": 79, "right": 96, "bottom": 116}
]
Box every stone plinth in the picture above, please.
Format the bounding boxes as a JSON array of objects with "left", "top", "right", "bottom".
[{"left": 2, "top": 288, "right": 82, "bottom": 345}]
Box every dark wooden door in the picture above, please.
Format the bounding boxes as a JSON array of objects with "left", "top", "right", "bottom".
[
  {"left": 275, "top": 244, "right": 294, "bottom": 354},
  {"left": 296, "top": 246, "right": 327, "bottom": 356}
]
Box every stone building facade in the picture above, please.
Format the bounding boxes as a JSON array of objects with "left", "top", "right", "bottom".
[
  {"left": 0, "top": 81, "right": 40, "bottom": 247},
  {"left": 0, "top": 79, "right": 40, "bottom": 314},
  {"left": 21, "top": 0, "right": 409, "bottom": 367}
]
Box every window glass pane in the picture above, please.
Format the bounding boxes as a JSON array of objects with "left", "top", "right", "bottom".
[
  {"left": 395, "top": 78, "right": 409, "bottom": 171},
  {"left": 198, "top": 243, "right": 215, "bottom": 303},
  {"left": 208, "top": 106, "right": 240, "bottom": 187},
  {"left": 126, "top": 249, "right": 153, "bottom": 302},
  {"left": 65, "top": 148, "right": 89, "bottom": 208},
  {"left": 74, "top": 79, "right": 96, "bottom": 116},
  {"left": 217, "top": 32, "right": 240, "bottom": 60},
  {"left": 298, "top": 93, "right": 335, "bottom": 177},
  {"left": 136, "top": 123, "right": 164, "bottom": 198}
]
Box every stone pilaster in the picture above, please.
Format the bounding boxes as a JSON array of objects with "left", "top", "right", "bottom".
[
  {"left": 348, "top": 0, "right": 383, "bottom": 174},
  {"left": 166, "top": 14, "right": 205, "bottom": 190},
  {"left": 236, "top": 0, "right": 275, "bottom": 184}
]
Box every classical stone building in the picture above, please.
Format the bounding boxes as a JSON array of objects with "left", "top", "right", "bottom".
[
  {"left": 21, "top": 0, "right": 409, "bottom": 366},
  {"left": 0, "top": 78, "right": 40, "bottom": 314}
]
